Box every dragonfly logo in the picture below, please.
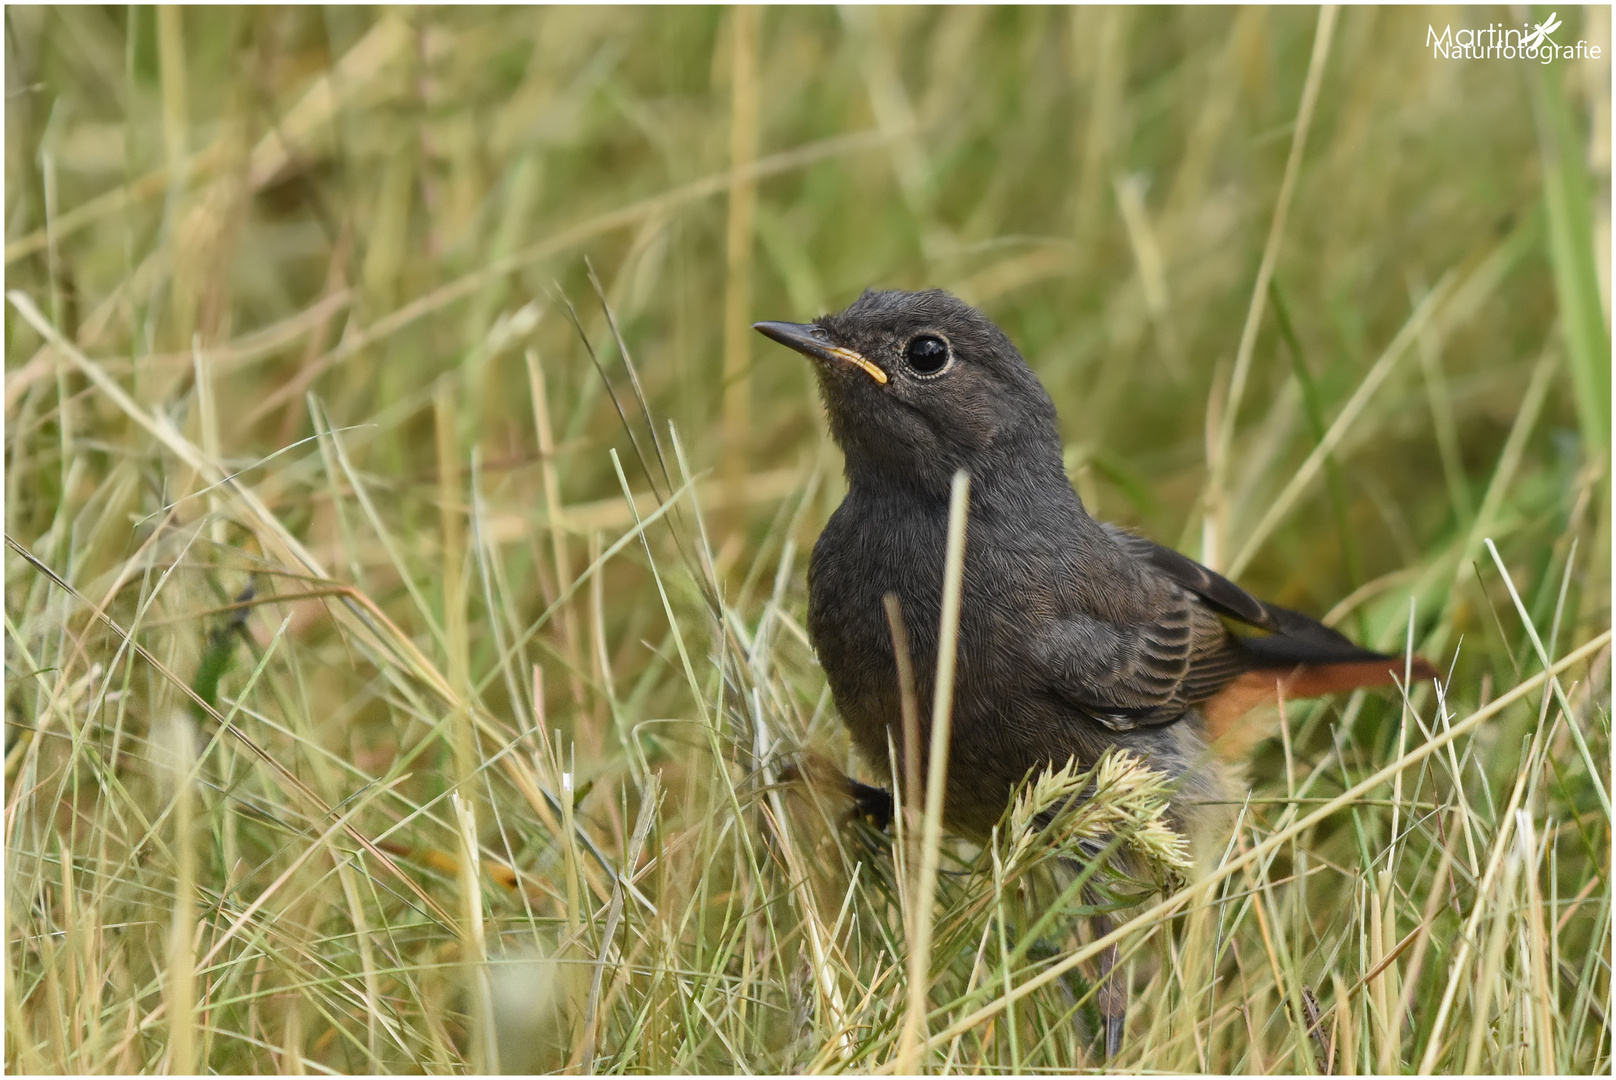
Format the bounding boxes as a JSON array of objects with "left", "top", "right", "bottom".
[{"left": 1524, "top": 11, "right": 1563, "bottom": 51}]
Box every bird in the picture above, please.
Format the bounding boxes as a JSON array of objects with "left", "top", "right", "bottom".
[{"left": 754, "top": 288, "right": 1437, "bottom": 1058}]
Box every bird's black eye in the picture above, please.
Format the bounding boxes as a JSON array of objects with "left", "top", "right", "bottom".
[{"left": 903, "top": 334, "right": 950, "bottom": 376}]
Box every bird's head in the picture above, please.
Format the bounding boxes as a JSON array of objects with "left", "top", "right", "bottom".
[{"left": 755, "top": 289, "right": 1062, "bottom": 494}]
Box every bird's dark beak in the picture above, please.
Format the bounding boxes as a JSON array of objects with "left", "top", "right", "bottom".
[{"left": 753, "top": 320, "right": 888, "bottom": 385}]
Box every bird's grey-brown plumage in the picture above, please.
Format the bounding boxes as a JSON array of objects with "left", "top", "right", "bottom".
[{"left": 756, "top": 288, "right": 1428, "bottom": 841}]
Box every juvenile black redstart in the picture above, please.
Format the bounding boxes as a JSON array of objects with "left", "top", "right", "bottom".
[{"left": 756, "top": 288, "right": 1436, "bottom": 1057}]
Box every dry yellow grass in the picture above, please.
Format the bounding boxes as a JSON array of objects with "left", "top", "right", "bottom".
[{"left": 5, "top": 7, "right": 1609, "bottom": 1073}]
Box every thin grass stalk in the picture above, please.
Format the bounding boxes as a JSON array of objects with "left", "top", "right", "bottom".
[
  {"left": 988, "top": 839, "right": 1022, "bottom": 1072},
  {"left": 1415, "top": 315, "right": 1478, "bottom": 532},
  {"left": 436, "top": 385, "right": 477, "bottom": 802},
  {"left": 1374, "top": 867, "right": 1402, "bottom": 1074},
  {"left": 1517, "top": 810, "right": 1557, "bottom": 1074},
  {"left": 1417, "top": 721, "right": 1563, "bottom": 1066},
  {"left": 603, "top": 447, "right": 773, "bottom": 937},
  {"left": 605, "top": 449, "right": 709, "bottom": 730},
  {"left": 154, "top": 7, "right": 189, "bottom": 337},
  {"left": 722, "top": 5, "right": 761, "bottom": 464},
  {"left": 558, "top": 740, "right": 583, "bottom": 947},
  {"left": 759, "top": 732, "right": 853, "bottom": 1064},
  {"left": 1529, "top": 50, "right": 1611, "bottom": 450},
  {"left": 883, "top": 594, "right": 924, "bottom": 883},
  {"left": 525, "top": 350, "right": 592, "bottom": 749},
  {"left": 1390, "top": 815, "right": 1458, "bottom": 1030},
  {"left": 1421, "top": 345, "right": 1560, "bottom": 651},
  {"left": 585, "top": 266, "right": 683, "bottom": 515},
  {"left": 1333, "top": 968, "right": 1359, "bottom": 1076},
  {"left": 1484, "top": 538, "right": 1612, "bottom": 819},
  {"left": 1461, "top": 813, "right": 1527, "bottom": 1075},
  {"left": 1203, "top": 3, "right": 1337, "bottom": 570},
  {"left": 1227, "top": 274, "right": 1452, "bottom": 580},
  {"left": 191, "top": 338, "right": 226, "bottom": 549},
  {"left": 452, "top": 794, "right": 495, "bottom": 1074},
  {"left": 1071, "top": 8, "right": 1129, "bottom": 243},
  {"left": 158, "top": 714, "right": 197, "bottom": 1076},
  {"left": 895, "top": 469, "right": 970, "bottom": 1073},
  {"left": 1547, "top": 828, "right": 1566, "bottom": 1072},
  {"left": 328, "top": 848, "right": 383, "bottom": 1070},
  {"left": 1259, "top": 853, "right": 1315, "bottom": 1072},
  {"left": 99, "top": 762, "right": 406, "bottom": 1062},
  {"left": 55, "top": 844, "right": 84, "bottom": 1070},
  {"left": 574, "top": 776, "right": 659, "bottom": 1071}
]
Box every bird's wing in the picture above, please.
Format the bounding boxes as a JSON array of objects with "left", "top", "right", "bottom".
[
  {"left": 1057, "top": 526, "right": 1427, "bottom": 734},
  {"left": 1042, "top": 527, "right": 1425, "bottom": 734},
  {"left": 1099, "top": 525, "right": 1391, "bottom": 665},
  {"left": 1034, "top": 586, "right": 1233, "bottom": 731}
]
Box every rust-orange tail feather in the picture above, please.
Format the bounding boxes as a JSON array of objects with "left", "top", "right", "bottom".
[{"left": 1205, "top": 655, "right": 1439, "bottom": 745}]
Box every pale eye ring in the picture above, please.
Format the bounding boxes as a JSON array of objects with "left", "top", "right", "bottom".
[{"left": 903, "top": 334, "right": 950, "bottom": 376}]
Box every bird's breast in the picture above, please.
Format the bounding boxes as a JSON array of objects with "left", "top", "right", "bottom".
[
  {"left": 806, "top": 496, "right": 1070, "bottom": 694},
  {"left": 805, "top": 491, "right": 1195, "bottom": 840}
]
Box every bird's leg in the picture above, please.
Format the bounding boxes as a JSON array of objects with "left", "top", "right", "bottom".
[
  {"left": 1056, "top": 858, "right": 1127, "bottom": 1058},
  {"left": 1090, "top": 909, "right": 1126, "bottom": 1058},
  {"left": 777, "top": 757, "right": 896, "bottom": 831},
  {"left": 845, "top": 777, "right": 896, "bottom": 830}
]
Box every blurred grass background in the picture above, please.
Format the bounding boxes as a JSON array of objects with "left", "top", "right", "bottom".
[{"left": 4, "top": 5, "right": 1610, "bottom": 1074}]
